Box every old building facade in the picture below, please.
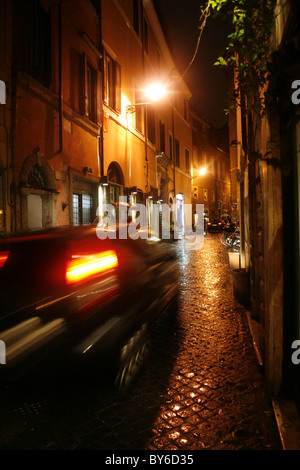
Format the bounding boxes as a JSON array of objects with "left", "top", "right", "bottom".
[
  {"left": 8, "top": 0, "right": 103, "bottom": 231},
  {"left": 190, "top": 105, "right": 230, "bottom": 224},
  {"left": 100, "top": 0, "right": 193, "bottom": 235},
  {"left": 0, "top": 1, "right": 13, "bottom": 233},
  {"left": 0, "top": 0, "right": 195, "bottom": 237},
  {"left": 229, "top": 0, "right": 300, "bottom": 415}
]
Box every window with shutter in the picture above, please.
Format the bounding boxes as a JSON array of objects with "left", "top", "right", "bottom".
[
  {"left": 175, "top": 139, "right": 180, "bottom": 167},
  {"left": 147, "top": 106, "right": 155, "bottom": 144},
  {"left": 17, "top": 0, "right": 52, "bottom": 88},
  {"left": 159, "top": 121, "right": 165, "bottom": 152},
  {"left": 82, "top": 53, "right": 101, "bottom": 124},
  {"left": 104, "top": 50, "right": 121, "bottom": 114}
]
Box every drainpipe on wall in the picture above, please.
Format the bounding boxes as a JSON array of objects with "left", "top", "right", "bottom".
[
  {"left": 10, "top": 4, "right": 18, "bottom": 233},
  {"left": 98, "top": 0, "right": 104, "bottom": 179},
  {"left": 98, "top": 127, "right": 103, "bottom": 178},
  {"left": 172, "top": 94, "right": 175, "bottom": 198},
  {"left": 141, "top": 1, "right": 149, "bottom": 196}
]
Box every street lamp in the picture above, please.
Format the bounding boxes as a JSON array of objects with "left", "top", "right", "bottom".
[
  {"left": 126, "top": 82, "right": 167, "bottom": 113},
  {"left": 144, "top": 82, "right": 166, "bottom": 102},
  {"left": 125, "top": 81, "right": 167, "bottom": 188},
  {"left": 100, "top": 175, "right": 108, "bottom": 186}
]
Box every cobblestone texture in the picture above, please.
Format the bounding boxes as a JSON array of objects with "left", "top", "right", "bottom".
[{"left": 0, "top": 235, "right": 282, "bottom": 450}]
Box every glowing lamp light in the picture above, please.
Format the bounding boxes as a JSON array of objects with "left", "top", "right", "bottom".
[
  {"left": 66, "top": 250, "right": 118, "bottom": 284},
  {"left": 145, "top": 82, "right": 166, "bottom": 102},
  {"left": 199, "top": 168, "right": 206, "bottom": 176}
]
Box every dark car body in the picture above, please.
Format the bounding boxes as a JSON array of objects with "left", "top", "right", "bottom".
[
  {"left": 223, "top": 221, "right": 236, "bottom": 232},
  {"left": 220, "top": 214, "right": 234, "bottom": 232},
  {"left": 0, "top": 226, "right": 178, "bottom": 387},
  {"left": 207, "top": 219, "right": 223, "bottom": 232}
]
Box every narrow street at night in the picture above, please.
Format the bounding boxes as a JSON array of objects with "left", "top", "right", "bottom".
[{"left": 0, "top": 236, "right": 282, "bottom": 451}]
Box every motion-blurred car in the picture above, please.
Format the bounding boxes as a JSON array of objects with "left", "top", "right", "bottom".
[
  {"left": 223, "top": 221, "right": 236, "bottom": 232},
  {"left": 207, "top": 219, "right": 223, "bottom": 233},
  {"left": 0, "top": 226, "right": 178, "bottom": 390}
]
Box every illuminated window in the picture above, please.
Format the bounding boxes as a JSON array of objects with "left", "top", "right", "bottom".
[{"left": 73, "top": 193, "right": 93, "bottom": 226}]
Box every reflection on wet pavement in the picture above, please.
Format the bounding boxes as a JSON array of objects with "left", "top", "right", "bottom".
[{"left": 0, "top": 236, "right": 281, "bottom": 450}]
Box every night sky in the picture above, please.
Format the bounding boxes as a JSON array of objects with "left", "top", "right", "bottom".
[{"left": 157, "top": 0, "right": 230, "bottom": 128}]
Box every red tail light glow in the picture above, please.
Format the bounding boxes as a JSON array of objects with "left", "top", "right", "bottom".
[
  {"left": 66, "top": 250, "right": 118, "bottom": 284},
  {"left": 0, "top": 251, "right": 9, "bottom": 268}
]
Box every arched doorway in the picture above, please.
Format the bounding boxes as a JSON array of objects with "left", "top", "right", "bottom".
[
  {"left": 20, "top": 152, "right": 58, "bottom": 230},
  {"left": 107, "top": 161, "right": 124, "bottom": 186},
  {"left": 106, "top": 161, "right": 125, "bottom": 204}
]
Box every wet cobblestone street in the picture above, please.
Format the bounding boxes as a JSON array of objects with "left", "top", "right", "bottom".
[
  {"left": 0, "top": 235, "right": 282, "bottom": 451},
  {"left": 145, "top": 235, "right": 282, "bottom": 450}
]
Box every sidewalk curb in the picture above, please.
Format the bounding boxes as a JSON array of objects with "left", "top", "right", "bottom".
[
  {"left": 272, "top": 399, "right": 300, "bottom": 450},
  {"left": 246, "top": 311, "right": 264, "bottom": 368},
  {"left": 245, "top": 311, "right": 300, "bottom": 450}
]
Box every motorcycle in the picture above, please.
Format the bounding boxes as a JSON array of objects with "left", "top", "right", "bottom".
[{"left": 220, "top": 229, "right": 240, "bottom": 250}]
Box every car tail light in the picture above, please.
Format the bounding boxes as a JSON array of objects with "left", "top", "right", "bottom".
[
  {"left": 0, "top": 251, "right": 9, "bottom": 268},
  {"left": 66, "top": 250, "right": 118, "bottom": 284}
]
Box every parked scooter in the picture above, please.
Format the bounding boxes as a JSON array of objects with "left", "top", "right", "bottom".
[{"left": 220, "top": 226, "right": 240, "bottom": 250}]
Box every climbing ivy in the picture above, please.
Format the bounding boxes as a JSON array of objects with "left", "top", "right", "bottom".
[{"left": 208, "top": 0, "right": 277, "bottom": 116}]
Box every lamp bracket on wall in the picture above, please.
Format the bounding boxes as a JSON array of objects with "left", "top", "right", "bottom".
[{"left": 83, "top": 167, "right": 93, "bottom": 174}]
